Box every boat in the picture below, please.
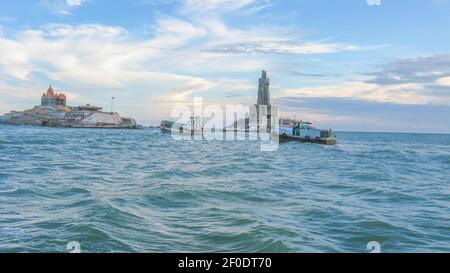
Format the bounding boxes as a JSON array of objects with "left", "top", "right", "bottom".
[
  {"left": 160, "top": 71, "right": 337, "bottom": 145},
  {"left": 160, "top": 117, "right": 203, "bottom": 136},
  {"left": 279, "top": 120, "right": 336, "bottom": 145}
]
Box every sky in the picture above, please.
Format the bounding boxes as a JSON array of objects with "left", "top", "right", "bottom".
[{"left": 1, "top": 0, "right": 450, "bottom": 132}]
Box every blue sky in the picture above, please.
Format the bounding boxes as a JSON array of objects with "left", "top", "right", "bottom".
[{"left": 1, "top": 0, "right": 450, "bottom": 132}]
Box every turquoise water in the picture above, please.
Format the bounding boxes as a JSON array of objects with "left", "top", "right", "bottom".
[{"left": 0, "top": 125, "right": 449, "bottom": 253}]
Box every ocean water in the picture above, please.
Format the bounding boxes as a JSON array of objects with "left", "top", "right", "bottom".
[{"left": 0, "top": 125, "right": 449, "bottom": 253}]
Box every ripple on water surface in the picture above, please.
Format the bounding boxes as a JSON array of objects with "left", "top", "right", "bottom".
[{"left": 0, "top": 126, "right": 449, "bottom": 252}]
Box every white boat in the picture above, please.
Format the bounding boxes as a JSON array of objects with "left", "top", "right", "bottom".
[{"left": 279, "top": 121, "right": 336, "bottom": 145}]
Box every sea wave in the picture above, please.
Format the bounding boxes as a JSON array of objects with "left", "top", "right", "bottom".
[{"left": 0, "top": 127, "right": 449, "bottom": 252}]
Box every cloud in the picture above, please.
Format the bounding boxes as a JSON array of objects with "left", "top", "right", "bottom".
[
  {"left": 281, "top": 54, "right": 450, "bottom": 107},
  {"left": 40, "top": 0, "right": 87, "bottom": 15},
  {"left": 0, "top": 23, "right": 215, "bottom": 112},
  {"left": 281, "top": 81, "right": 440, "bottom": 105},
  {"left": 367, "top": 0, "right": 381, "bottom": 6},
  {"left": 276, "top": 96, "right": 450, "bottom": 133},
  {"left": 141, "top": 2, "right": 373, "bottom": 56},
  {"left": 0, "top": 1, "right": 387, "bottom": 125},
  {"left": 188, "top": 16, "right": 376, "bottom": 56},
  {"left": 206, "top": 41, "right": 375, "bottom": 55},
  {"left": 0, "top": 23, "right": 200, "bottom": 84},
  {"left": 367, "top": 54, "right": 450, "bottom": 85},
  {"left": 272, "top": 53, "right": 450, "bottom": 133},
  {"left": 140, "top": 0, "right": 271, "bottom": 15},
  {"left": 0, "top": 22, "right": 263, "bottom": 121},
  {"left": 66, "top": 0, "right": 85, "bottom": 6},
  {"left": 285, "top": 71, "right": 331, "bottom": 78},
  {"left": 0, "top": 17, "right": 372, "bottom": 87},
  {"left": 436, "top": 76, "right": 450, "bottom": 86},
  {"left": 154, "top": 16, "right": 208, "bottom": 41},
  {"left": 179, "top": 0, "right": 257, "bottom": 14}
]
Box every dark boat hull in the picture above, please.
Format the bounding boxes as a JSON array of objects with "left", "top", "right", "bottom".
[{"left": 279, "top": 134, "right": 337, "bottom": 145}]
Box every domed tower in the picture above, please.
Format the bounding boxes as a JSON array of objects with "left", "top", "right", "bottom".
[
  {"left": 41, "top": 85, "right": 53, "bottom": 106},
  {"left": 41, "top": 85, "right": 66, "bottom": 106},
  {"left": 46, "top": 85, "right": 55, "bottom": 97},
  {"left": 56, "top": 93, "right": 66, "bottom": 106}
]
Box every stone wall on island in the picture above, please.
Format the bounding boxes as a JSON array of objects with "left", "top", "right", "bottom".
[
  {"left": 1, "top": 85, "right": 138, "bottom": 128},
  {"left": 1, "top": 105, "right": 138, "bottom": 129}
]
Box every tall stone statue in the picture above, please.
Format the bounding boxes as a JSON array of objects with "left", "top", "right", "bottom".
[
  {"left": 257, "top": 70, "right": 270, "bottom": 106},
  {"left": 253, "top": 70, "right": 272, "bottom": 133}
]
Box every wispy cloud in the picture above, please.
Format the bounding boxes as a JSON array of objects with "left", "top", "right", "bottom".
[
  {"left": 39, "top": 0, "right": 88, "bottom": 15},
  {"left": 366, "top": 0, "right": 381, "bottom": 6},
  {"left": 179, "top": 0, "right": 257, "bottom": 14},
  {"left": 281, "top": 54, "right": 450, "bottom": 107},
  {"left": 206, "top": 40, "right": 378, "bottom": 55},
  {"left": 139, "top": 0, "right": 271, "bottom": 15},
  {"left": 66, "top": 0, "right": 86, "bottom": 6},
  {"left": 436, "top": 76, "right": 450, "bottom": 86},
  {"left": 367, "top": 54, "right": 450, "bottom": 85},
  {"left": 0, "top": 0, "right": 387, "bottom": 124},
  {"left": 282, "top": 81, "right": 434, "bottom": 105},
  {"left": 0, "top": 22, "right": 254, "bottom": 117},
  {"left": 0, "top": 15, "right": 374, "bottom": 87},
  {"left": 277, "top": 96, "right": 450, "bottom": 133}
]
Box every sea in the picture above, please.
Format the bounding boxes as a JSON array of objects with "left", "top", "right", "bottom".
[{"left": 0, "top": 125, "right": 449, "bottom": 253}]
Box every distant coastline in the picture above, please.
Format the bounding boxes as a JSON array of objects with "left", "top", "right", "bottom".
[
  {"left": 159, "top": 71, "right": 337, "bottom": 145},
  {"left": 0, "top": 85, "right": 140, "bottom": 129}
]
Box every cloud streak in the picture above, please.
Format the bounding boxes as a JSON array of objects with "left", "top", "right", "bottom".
[
  {"left": 281, "top": 54, "right": 450, "bottom": 107},
  {"left": 0, "top": 15, "right": 373, "bottom": 94},
  {"left": 277, "top": 96, "right": 450, "bottom": 133},
  {"left": 39, "top": 0, "right": 87, "bottom": 15},
  {"left": 3, "top": 0, "right": 448, "bottom": 131}
]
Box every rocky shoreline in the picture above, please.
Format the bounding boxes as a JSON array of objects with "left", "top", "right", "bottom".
[
  {"left": 1, "top": 85, "right": 140, "bottom": 129},
  {"left": 0, "top": 105, "right": 140, "bottom": 129}
]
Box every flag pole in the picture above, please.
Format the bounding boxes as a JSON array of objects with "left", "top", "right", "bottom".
[{"left": 111, "top": 97, "right": 115, "bottom": 113}]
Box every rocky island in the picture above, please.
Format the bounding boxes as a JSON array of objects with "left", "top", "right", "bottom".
[{"left": 0, "top": 85, "right": 139, "bottom": 129}]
